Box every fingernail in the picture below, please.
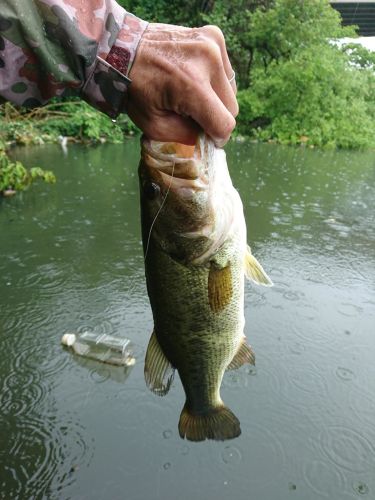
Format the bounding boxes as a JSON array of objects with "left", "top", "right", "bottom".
[{"left": 212, "top": 137, "right": 227, "bottom": 148}]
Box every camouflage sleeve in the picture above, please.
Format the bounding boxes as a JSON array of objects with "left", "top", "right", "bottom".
[{"left": 0, "top": 0, "right": 148, "bottom": 117}]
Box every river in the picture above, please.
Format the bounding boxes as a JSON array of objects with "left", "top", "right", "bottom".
[{"left": 0, "top": 139, "right": 374, "bottom": 499}]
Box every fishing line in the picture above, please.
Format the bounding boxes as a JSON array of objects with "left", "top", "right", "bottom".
[
  {"left": 143, "top": 160, "right": 176, "bottom": 262},
  {"left": 124, "top": 158, "right": 175, "bottom": 305},
  {"left": 122, "top": 159, "right": 175, "bottom": 350}
]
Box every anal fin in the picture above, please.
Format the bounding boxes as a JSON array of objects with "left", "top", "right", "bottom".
[
  {"left": 244, "top": 245, "right": 273, "bottom": 286},
  {"left": 227, "top": 337, "right": 255, "bottom": 370},
  {"left": 144, "top": 330, "right": 175, "bottom": 396}
]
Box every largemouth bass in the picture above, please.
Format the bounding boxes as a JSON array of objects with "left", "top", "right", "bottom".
[{"left": 139, "top": 135, "right": 272, "bottom": 441}]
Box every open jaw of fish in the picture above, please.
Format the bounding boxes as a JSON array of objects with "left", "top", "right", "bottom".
[{"left": 139, "top": 134, "right": 273, "bottom": 442}]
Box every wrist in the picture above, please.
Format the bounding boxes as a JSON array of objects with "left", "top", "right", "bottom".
[
  {"left": 82, "top": 11, "right": 148, "bottom": 117},
  {"left": 109, "top": 13, "right": 149, "bottom": 78}
]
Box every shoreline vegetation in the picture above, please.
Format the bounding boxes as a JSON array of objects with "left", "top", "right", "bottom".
[
  {"left": 0, "top": 100, "right": 138, "bottom": 197},
  {"left": 1, "top": 0, "right": 375, "bottom": 196}
]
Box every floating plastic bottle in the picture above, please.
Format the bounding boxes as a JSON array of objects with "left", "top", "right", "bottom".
[{"left": 61, "top": 332, "right": 135, "bottom": 367}]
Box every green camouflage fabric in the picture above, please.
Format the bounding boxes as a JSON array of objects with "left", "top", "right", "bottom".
[{"left": 0, "top": 0, "right": 148, "bottom": 117}]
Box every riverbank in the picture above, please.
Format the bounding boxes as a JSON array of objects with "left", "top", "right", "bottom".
[
  {"left": 0, "top": 100, "right": 138, "bottom": 196},
  {"left": 0, "top": 100, "right": 138, "bottom": 148}
]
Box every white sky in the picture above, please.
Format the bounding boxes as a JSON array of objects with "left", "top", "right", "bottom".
[{"left": 339, "top": 37, "right": 375, "bottom": 51}]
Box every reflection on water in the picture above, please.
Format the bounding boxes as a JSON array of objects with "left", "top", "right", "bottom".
[
  {"left": 0, "top": 140, "right": 374, "bottom": 499},
  {"left": 67, "top": 348, "right": 135, "bottom": 384}
]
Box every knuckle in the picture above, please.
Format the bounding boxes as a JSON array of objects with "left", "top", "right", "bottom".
[
  {"left": 212, "top": 116, "right": 235, "bottom": 142},
  {"left": 223, "top": 115, "right": 236, "bottom": 137},
  {"left": 202, "top": 24, "right": 225, "bottom": 44},
  {"left": 198, "top": 38, "right": 221, "bottom": 62}
]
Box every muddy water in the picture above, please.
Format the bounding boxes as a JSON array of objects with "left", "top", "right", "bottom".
[{"left": 0, "top": 140, "right": 374, "bottom": 499}]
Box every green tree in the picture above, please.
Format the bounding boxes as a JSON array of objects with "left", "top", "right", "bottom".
[
  {"left": 118, "top": 0, "right": 205, "bottom": 26},
  {"left": 203, "top": 0, "right": 273, "bottom": 88},
  {"left": 237, "top": 43, "right": 375, "bottom": 148},
  {"left": 204, "top": 0, "right": 356, "bottom": 88}
]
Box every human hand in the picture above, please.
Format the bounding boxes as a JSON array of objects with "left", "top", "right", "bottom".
[{"left": 127, "top": 23, "right": 238, "bottom": 147}]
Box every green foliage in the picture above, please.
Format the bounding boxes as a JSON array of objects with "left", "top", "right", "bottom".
[
  {"left": 203, "top": 1, "right": 272, "bottom": 88},
  {"left": 0, "top": 99, "right": 139, "bottom": 146},
  {"left": 0, "top": 139, "right": 56, "bottom": 196},
  {"left": 0, "top": 98, "right": 139, "bottom": 197},
  {"left": 236, "top": 44, "right": 375, "bottom": 148},
  {"left": 118, "top": 0, "right": 204, "bottom": 25},
  {"left": 203, "top": 0, "right": 375, "bottom": 148},
  {"left": 341, "top": 42, "right": 375, "bottom": 69},
  {"left": 204, "top": 0, "right": 356, "bottom": 88}
]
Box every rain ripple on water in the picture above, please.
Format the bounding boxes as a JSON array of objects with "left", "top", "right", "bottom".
[
  {"left": 318, "top": 425, "right": 375, "bottom": 473},
  {"left": 1, "top": 414, "right": 94, "bottom": 498}
]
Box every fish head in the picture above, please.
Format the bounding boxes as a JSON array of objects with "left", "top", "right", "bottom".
[{"left": 139, "top": 135, "right": 221, "bottom": 263}]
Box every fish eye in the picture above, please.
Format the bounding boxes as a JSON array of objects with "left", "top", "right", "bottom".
[{"left": 143, "top": 182, "right": 160, "bottom": 200}]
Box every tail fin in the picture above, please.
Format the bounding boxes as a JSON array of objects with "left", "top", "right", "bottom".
[{"left": 178, "top": 404, "right": 241, "bottom": 442}]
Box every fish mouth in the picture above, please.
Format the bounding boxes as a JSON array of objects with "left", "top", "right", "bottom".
[{"left": 141, "top": 136, "right": 211, "bottom": 193}]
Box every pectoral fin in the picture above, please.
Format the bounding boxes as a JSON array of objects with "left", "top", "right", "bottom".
[
  {"left": 144, "top": 330, "right": 175, "bottom": 396},
  {"left": 227, "top": 337, "right": 256, "bottom": 369},
  {"left": 208, "top": 264, "right": 233, "bottom": 313},
  {"left": 244, "top": 246, "right": 273, "bottom": 286}
]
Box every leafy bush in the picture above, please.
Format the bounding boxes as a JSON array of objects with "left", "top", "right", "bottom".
[
  {"left": 236, "top": 41, "right": 375, "bottom": 148},
  {"left": 0, "top": 99, "right": 139, "bottom": 146},
  {"left": 0, "top": 139, "right": 56, "bottom": 196}
]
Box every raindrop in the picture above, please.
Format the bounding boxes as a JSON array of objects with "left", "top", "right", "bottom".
[
  {"left": 246, "top": 366, "right": 257, "bottom": 376},
  {"left": 353, "top": 481, "right": 369, "bottom": 495},
  {"left": 163, "top": 430, "right": 172, "bottom": 439},
  {"left": 221, "top": 446, "right": 242, "bottom": 465},
  {"left": 289, "top": 342, "right": 305, "bottom": 355},
  {"left": 283, "top": 290, "right": 302, "bottom": 301},
  {"left": 69, "top": 464, "right": 80, "bottom": 474},
  {"left": 288, "top": 482, "right": 297, "bottom": 491},
  {"left": 336, "top": 366, "right": 355, "bottom": 382},
  {"left": 338, "top": 303, "right": 362, "bottom": 317},
  {"left": 90, "top": 368, "right": 111, "bottom": 383},
  {"left": 180, "top": 446, "right": 189, "bottom": 456},
  {"left": 163, "top": 462, "right": 171, "bottom": 470}
]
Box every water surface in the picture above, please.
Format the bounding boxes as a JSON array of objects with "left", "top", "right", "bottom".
[{"left": 0, "top": 139, "right": 374, "bottom": 499}]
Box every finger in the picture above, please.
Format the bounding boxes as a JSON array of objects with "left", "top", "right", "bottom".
[
  {"left": 200, "top": 25, "right": 235, "bottom": 82},
  {"left": 229, "top": 72, "right": 237, "bottom": 94},
  {"left": 129, "top": 107, "right": 200, "bottom": 145},
  {"left": 185, "top": 37, "right": 237, "bottom": 117},
  {"left": 182, "top": 85, "right": 236, "bottom": 146},
  {"left": 210, "top": 67, "right": 239, "bottom": 118}
]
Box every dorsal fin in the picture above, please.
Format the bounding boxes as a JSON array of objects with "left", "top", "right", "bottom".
[
  {"left": 144, "top": 331, "right": 175, "bottom": 396},
  {"left": 244, "top": 245, "right": 273, "bottom": 286}
]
